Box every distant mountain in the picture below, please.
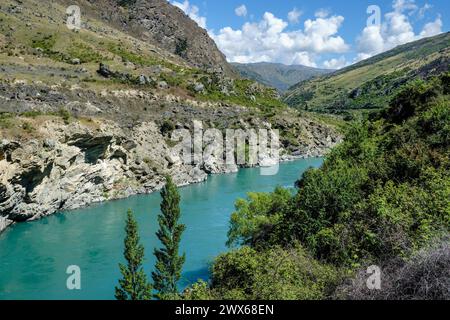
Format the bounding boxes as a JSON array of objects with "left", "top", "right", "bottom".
[
  {"left": 232, "top": 62, "right": 332, "bottom": 92},
  {"left": 284, "top": 32, "right": 450, "bottom": 113}
]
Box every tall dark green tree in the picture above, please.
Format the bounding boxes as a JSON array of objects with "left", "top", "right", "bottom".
[
  {"left": 152, "top": 176, "right": 186, "bottom": 300},
  {"left": 115, "top": 209, "right": 152, "bottom": 300}
]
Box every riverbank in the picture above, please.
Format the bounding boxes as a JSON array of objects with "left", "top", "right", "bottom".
[
  {"left": 0, "top": 158, "right": 323, "bottom": 300},
  {"left": 0, "top": 151, "right": 329, "bottom": 233},
  {"left": 0, "top": 112, "right": 341, "bottom": 234}
]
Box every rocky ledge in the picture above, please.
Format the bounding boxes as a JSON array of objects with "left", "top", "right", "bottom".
[{"left": 0, "top": 115, "right": 340, "bottom": 233}]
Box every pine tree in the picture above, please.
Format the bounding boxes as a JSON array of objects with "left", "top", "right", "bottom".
[
  {"left": 152, "top": 176, "right": 186, "bottom": 300},
  {"left": 115, "top": 209, "right": 152, "bottom": 300}
]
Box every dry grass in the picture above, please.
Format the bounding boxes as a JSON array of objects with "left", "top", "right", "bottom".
[{"left": 336, "top": 235, "right": 450, "bottom": 300}]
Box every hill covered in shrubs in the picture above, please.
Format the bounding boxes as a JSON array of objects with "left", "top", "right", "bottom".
[{"left": 183, "top": 73, "right": 450, "bottom": 300}]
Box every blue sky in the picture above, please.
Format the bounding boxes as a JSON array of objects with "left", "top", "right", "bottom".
[{"left": 171, "top": 0, "right": 449, "bottom": 69}]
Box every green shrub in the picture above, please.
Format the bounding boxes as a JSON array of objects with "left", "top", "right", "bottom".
[
  {"left": 57, "top": 108, "right": 71, "bottom": 124},
  {"left": 160, "top": 120, "right": 175, "bottom": 136},
  {"left": 21, "top": 110, "right": 44, "bottom": 118},
  {"left": 221, "top": 74, "right": 450, "bottom": 271},
  {"left": 22, "top": 121, "right": 34, "bottom": 133},
  {"left": 227, "top": 187, "right": 291, "bottom": 247},
  {"left": 175, "top": 38, "right": 188, "bottom": 57},
  {"left": 207, "top": 244, "right": 341, "bottom": 300}
]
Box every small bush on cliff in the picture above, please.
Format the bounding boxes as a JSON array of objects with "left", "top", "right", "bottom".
[
  {"left": 160, "top": 120, "right": 175, "bottom": 136},
  {"left": 175, "top": 38, "right": 188, "bottom": 58}
]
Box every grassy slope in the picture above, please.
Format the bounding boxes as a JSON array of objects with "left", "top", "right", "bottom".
[
  {"left": 0, "top": 0, "right": 282, "bottom": 111},
  {"left": 284, "top": 32, "right": 450, "bottom": 114}
]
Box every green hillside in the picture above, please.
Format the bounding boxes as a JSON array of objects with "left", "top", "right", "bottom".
[
  {"left": 0, "top": 0, "right": 282, "bottom": 111},
  {"left": 232, "top": 62, "right": 332, "bottom": 92},
  {"left": 284, "top": 32, "right": 450, "bottom": 114},
  {"left": 184, "top": 73, "right": 450, "bottom": 300}
]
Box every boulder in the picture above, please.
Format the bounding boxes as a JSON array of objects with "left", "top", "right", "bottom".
[
  {"left": 158, "top": 81, "right": 168, "bottom": 89},
  {"left": 97, "top": 63, "right": 112, "bottom": 77},
  {"left": 71, "top": 58, "right": 81, "bottom": 65},
  {"left": 193, "top": 83, "right": 205, "bottom": 93}
]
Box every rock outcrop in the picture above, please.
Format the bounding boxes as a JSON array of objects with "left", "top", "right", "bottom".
[
  {"left": 0, "top": 119, "right": 204, "bottom": 231},
  {"left": 0, "top": 113, "right": 340, "bottom": 233},
  {"left": 0, "top": 78, "right": 342, "bottom": 233}
]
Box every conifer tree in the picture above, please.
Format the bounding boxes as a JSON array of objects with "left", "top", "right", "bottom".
[
  {"left": 115, "top": 210, "right": 152, "bottom": 300},
  {"left": 152, "top": 176, "right": 186, "bottom": 299}
]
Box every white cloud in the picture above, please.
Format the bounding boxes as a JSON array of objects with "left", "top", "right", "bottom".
[
  {"left": 384, "top": 10, "right": 416, "bottom": 47},
  {"left": 235, "top": 5, "right": 248, "bottom": 17},
  {"left": 323, "top": 56, "right": 349, "bottom": 69},
  {"left": 292, "top": 52, "right": 317, "bottom": 68},
  {"left": 288, "top": 8, "right": 302, "bottom": 24},
  {"left": 211, "top": 12, "right": 349, "bottom": 66},
  {"left": 418, "top": 3, "right": 433, "bottom": 19},
  {"left": 172, "top": 0, "right": 207, "bottom": 29},
  {"left": 315, "top": 8, "right": 331, "bottom": 19},
  {"left": 393, "top": 0, "right": 418, "bottom": 13},
  {"left": 420, "top": 16, "right": 442, "bottom": 37},
  {"left": 357, "top": 25, "right": 385, "bottom": 57},
  {"left": 355, "top": 0, "right": 442, "bottom": 62}
]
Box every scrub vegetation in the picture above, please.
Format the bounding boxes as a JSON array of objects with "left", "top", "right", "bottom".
[{"left": 183, "top": 74, "right": 450, "bottom": 300}]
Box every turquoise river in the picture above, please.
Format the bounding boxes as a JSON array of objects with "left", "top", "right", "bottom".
[{"left": 0, "top": 158, "right": 323, "bottom": 300}]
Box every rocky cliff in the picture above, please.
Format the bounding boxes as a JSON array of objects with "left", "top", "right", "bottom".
[
  {"left": 0, "top": 81, "right": 341, "bottom": 232},
  {"left": 0, "top": 119, "right": 203, "bottom": 231}
]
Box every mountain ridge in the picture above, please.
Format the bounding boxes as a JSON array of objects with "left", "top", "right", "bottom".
[
  {"left": 58, "top": 0, "right": 235, "bottom": 76},
  {"left": 232, "top": 62, "right": 332, "bottom": 92},
  {"left": 284, "top": 32, "right": 450, "bottom": 113}
]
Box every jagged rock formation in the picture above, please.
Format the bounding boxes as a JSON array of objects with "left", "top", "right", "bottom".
[
  {"left": 0, "top": 115, "right": 340, "bottom": 232},
  {"left": 0, "top": 120, "right": 203, "bottom": 230}
]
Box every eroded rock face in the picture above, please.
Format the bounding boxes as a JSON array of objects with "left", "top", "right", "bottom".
[
  {"left": 0, "top": 120, "right": 200, "bottom": 231},
  {"left": 0, "top": 85, "right": 342, "bottom": 233},
  {"left": 3, "top": 117, "right": 315, "bottom": 232},
  {"left": 0, "top": 114, "right": 341, "bottom": 232}
]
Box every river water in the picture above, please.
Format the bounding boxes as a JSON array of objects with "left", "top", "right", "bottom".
[{"left": 0, "top": 158, "right": 323, "bottom": 300}]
